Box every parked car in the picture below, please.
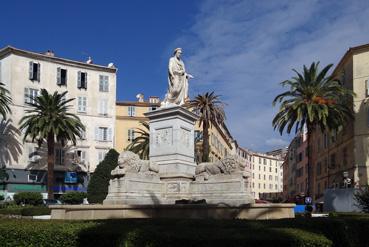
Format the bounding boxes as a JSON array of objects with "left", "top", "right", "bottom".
[{"left": 42, "top": 199, "right": 62, "bottom": 206}]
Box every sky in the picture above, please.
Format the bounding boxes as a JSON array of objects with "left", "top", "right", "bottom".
[{"left": 1, "top": 0, "right": 369, "bottom": 152}]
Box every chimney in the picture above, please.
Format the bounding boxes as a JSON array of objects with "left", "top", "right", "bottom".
[
  {"left": 136, "top": 93, "right": 144, "bottom": 102},
  {"left": 86, "top": 56, "right": 93, "bottom": 64},
  {"left": 44, "top": 50, "right": 55, "bottom": 57}
]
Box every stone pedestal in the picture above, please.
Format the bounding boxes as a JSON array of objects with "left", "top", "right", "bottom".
[{"left": 144, "top": 106, "right": 198, "bottom": 180}]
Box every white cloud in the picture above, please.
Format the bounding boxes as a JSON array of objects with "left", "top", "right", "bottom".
[
  {"left": 172, "top": 0, "right": 369, "bottom": 152},
  {"left": 265, "top": 138, "right": 289, "bottom": 148}
]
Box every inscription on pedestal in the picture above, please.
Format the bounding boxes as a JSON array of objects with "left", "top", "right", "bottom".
[
  {"left": 154, "top": 127, "right": 173, "bottom": 147},
  {"left": 180, "top": 127, "right": 191, "bottom": 148}
]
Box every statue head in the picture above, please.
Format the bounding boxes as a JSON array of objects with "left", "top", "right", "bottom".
[{"left": 173, "top": 48, "right": 182, "bottom": 59}]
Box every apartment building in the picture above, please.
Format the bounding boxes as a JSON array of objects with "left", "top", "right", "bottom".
[
  {"left": 309, "top": 43, "right": 369, "bottom": 200},
  {"left": 115, "top": 94, "right": 160, "bottom": 153},
  {"left": 249, "top": 150, "right": 284, "bottom": 199},
  {"left": 0, "top": 46, "right": 117, "bottom": 198},
  {"left": 282, "top": 132, "right": 308, "bottom": 201}
]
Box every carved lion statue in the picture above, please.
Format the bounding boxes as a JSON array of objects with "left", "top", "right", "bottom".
[
  {"left": 195, "top": 155, "right": 246, "bottom": 180},
  {"left": 111, "top": 151, "right": 159, "bottom": 177}
]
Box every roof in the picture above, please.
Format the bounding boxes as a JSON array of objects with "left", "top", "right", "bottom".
[
  {"left": 332, "top": 43, "right": 369, "bottom": 75},
  {"left": 0, "top": 46, "right": 117, "bottom": 73},
  {"left": 116, "top": 101, "right": 161, "bottom": 107}
]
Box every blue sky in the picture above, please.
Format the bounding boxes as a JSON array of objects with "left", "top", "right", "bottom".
[{"left": 1, "top": 0, "right": 369, "bottom": 152}]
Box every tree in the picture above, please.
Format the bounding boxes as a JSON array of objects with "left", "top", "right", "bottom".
[
  {"left": 272, "top": 62, "right": 355, "bottom": 197},
  {"left": 87, "top": 149, "right": 119, "bottom": 203},
  {"left": 0, "top": 82, "right": 11, "bottom": 119},
  {"left": 19, "top": 89, "right": 85, "bottom": 199},
  {"left": 189, "top": 92, "right": 225, "bottom": 162},
  {"left": 354, "top": 186, "right": 369, "bottom": 213},
  {"left": 126, "top": 122, "right": 150, "bottom": 160}
]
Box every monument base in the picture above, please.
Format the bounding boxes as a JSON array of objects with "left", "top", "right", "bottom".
[{"left": 50, "top": 203, "right": 296, "bottom": 220}]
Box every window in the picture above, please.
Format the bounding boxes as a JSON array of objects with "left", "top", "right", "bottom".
[
  {"left": 75, "top": 150, "right": 87, "bottom": 164},
  {"left": 99, "top": 75, "right": 109, "bottom": 92},
  {"left": 28, "top": 174, "right": 38, "bottom": 182},
  {"left": 77, "top": 71, "right": 87, "bottom": 89},
  {"left": 343, "top": 147, "right": 347, "bottom": 167},
  {"left": 28, "top": 146, "right": 40, "bottom": 162},
  {"left": 77, "top": 96, "right": 87, "bottom": 113},
  {"left": 258, "top": 157, "right": 261, "bottom": 164},
  {"left": 263, "top": 184, "right": 266, "bottom": 189},
  {"left": 258, "top": 174, "right": 261, "bottom": 179},
  {"left": 98, "top": 150, "right": 108, "bottom": 163},
  {"left": 149, "top": 106, "right": 157, "bottom": 112},
  {"left": 269, "top": 175, "right": 272, "bottom": 181},
  {"left": 128, "top": 106, "right": 136, "bottom": 116},
  {"left": 252, "top": 173, "right": 254, "bottom": 179},
  {"left": 317, "top": 162, "right": 322, "bottom": 176},
  {"left": 55, "top": 148, "right": 65, "bottom": 166},
  {"left": 263, "top": 174, "right": 266, "bottom": 180},
  {"left": 99, "top": 99, "right": 108, "bottom": 115},
  {"left": 269, "top": 167, "right": 272, "bottom": 172},
  {"left": 263, "top": 166, "right": 266, "bottom": 172},
  {"left": 29, "top": 61, "right": 40, "bottom": 81},
  {"left": 269, "top": 184, "right": 272, "bottom": 189},
  {"left": 24, "top": 88, "right": 39, "bottom": 104},
  {"left": 128, "top": 128, "right": 135, "bottom": 141},
  {"left": 79, "top": 129, "right": 87, "bottom": 140},
  {"left": 263, "top": 158, "right": 266, "bottom": 165},
  {"left": 95, "top": 127, "right": 112, "bottom": 141},
  {"left": 330, "top": 153, "right": 336, "bottom": 169},
  {"left": 258, "top": 183, "right": 260, "bottom": 189},
  {"left": 57, "top": 68, "right": 67, "bottom": 85},
  {"left": 275, "top": 184, "right": 277, "bottom": 190},
  {"left": 275, "top": 168, "right": 278, "bottom": 173}
]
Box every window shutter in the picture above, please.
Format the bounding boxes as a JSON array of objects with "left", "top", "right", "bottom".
[
  {"left": 57, "top": 67, "right": 61, "bottom": 85},
  {"left": 29, "top": 62, "right": 34, "bottom": 80},
  {"left": 95, "top": 127, "right": 99, "bottom": 141},
  {"left": 85, "top": 73, "right": 88, "bottom": 89},
  {"left": 36, "top": 63, "right": 41, "bottom": 82},
  {"left": 77, "top": 71, "right": 81, "bottom": 88},
  {"left": 24, "top": 88, "right": 29, "bottom": 103},
  {"left": 108, "top": 128, "right": 112, "bottom": 142}
]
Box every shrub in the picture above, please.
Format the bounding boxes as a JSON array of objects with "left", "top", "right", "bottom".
[
  {"left": 21, "top": 207, "right": 51, "bottom": 216},
  {"left": 0, "top": 194, "right": 4, "bottom": 201},
  {"left": 13, "top": 192, "right": 43, "bottom": 206},
  {"left": 87, "top": 149, "right": 119, "bottom": 203},
  {"left": 354, "top": 186, "right": 369, "bottom": 212},
  {"left": 60, "top": 192, "right": 87, "bottom": 205}
]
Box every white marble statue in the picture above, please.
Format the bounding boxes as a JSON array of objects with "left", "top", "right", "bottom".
[{"left": 162, "top": 48, "right": 193, "bottom": 107}]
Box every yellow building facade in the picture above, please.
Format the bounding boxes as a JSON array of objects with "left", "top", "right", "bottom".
[{"left": 115, "top": 96, "right": 234, "bottom": 162}]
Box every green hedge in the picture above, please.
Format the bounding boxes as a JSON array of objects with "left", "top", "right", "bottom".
[
  {"left": 21, "top": 207, "right": 51, "bottom": 216},
  {"left": 13, "top": 192, "right": 43, "bottom": 206},
  {"left": 0, "top": 217, "right": 369, "bottom": 247},
  {"left": 0, "top": 206, "right": 51, "bottom": 216},
  {"left": 87, "top": 149, "right": 119, "bottom": 203},
  {"left": 60, "top": 191, "right": 87, "bottom": 205}
]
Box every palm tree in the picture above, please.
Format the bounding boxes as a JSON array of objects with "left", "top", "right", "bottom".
[
  {"left": 189, "top": 92, "right": 225, "bottom": 162},
  {"left": 19, "top": 89, "right": 85, "bottom": 199},
  {"left": 0, "top": 82, "right": 12, "bottom": 119},
  {"left": 126, "top": 122, "right": 150, "bottom": 160},
  {"left": 272, "top": 62, "right": 355, "bottom": 197}
]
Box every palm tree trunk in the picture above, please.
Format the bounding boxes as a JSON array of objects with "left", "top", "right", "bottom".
[
  {"left": 202, "top": 123, "right": 210, "bottom": 162},
  {"left": 47, "top": 134, "right": 55, "bottom": 199}
]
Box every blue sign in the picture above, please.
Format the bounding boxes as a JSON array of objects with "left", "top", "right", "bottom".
[{"left": 64, "top": 172, "right": 77, "bottom": 183}]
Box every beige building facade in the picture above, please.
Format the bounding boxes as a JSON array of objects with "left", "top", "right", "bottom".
[
  {"left": 0, "top": 46, "right": 117, "bottom": 197},
  {"left": 310, "top": 44, "right": 369, "bottom": 200},
  {"left": 249, "top": 151, "right": 284, "bottom": 199}
]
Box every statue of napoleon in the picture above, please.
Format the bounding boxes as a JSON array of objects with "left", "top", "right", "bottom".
[{"left": 161, "top": 48, "right": 193, "bottom": 107}]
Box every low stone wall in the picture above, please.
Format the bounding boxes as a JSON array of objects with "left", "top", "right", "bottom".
[{"left": 50, "top": 203, "right": 295, "bottom": 220}]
